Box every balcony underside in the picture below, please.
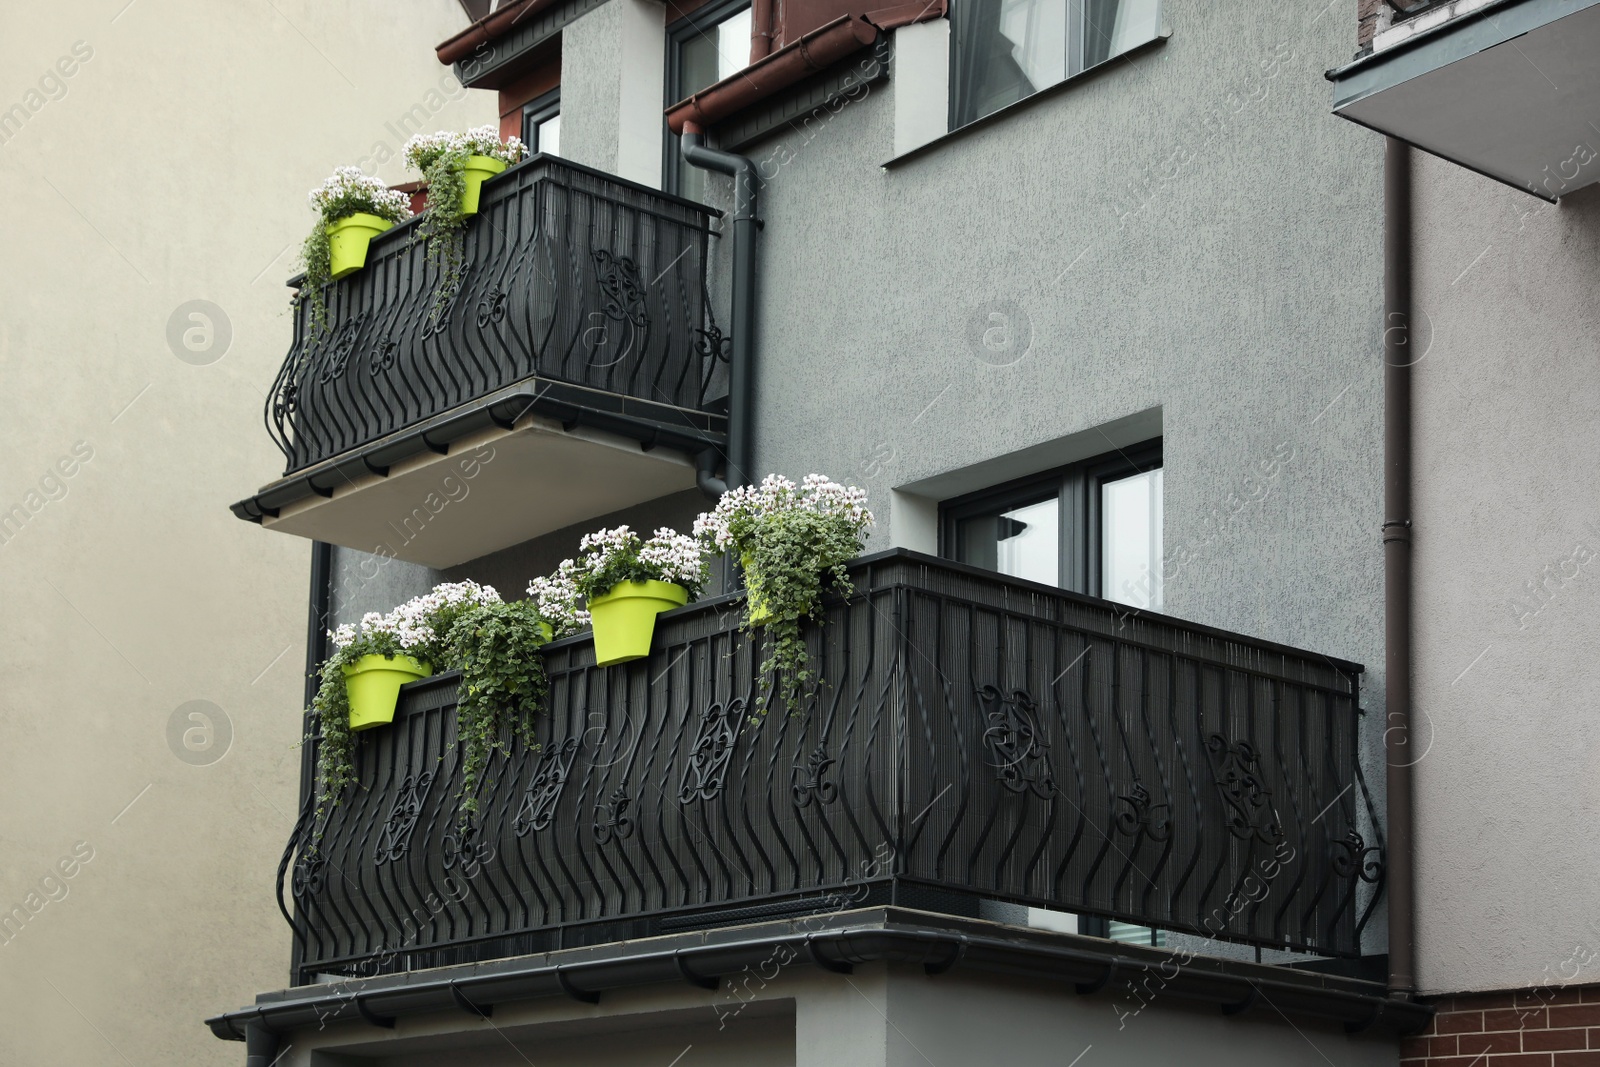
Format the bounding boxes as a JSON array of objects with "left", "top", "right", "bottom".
[
  {"left": 1330, "top": 0, "right": 1600, "bottom": 199},
  {"left": 235, "top": 382, "right": 720, "bottom": 568}
]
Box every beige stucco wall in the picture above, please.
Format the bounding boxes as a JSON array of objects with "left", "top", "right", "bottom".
[
  {"left": 1411, "top": 153, "right": 1600, "bottom": 993},
  {"left": 0, "top": 2, "right": 494, "bottom": 1063}
]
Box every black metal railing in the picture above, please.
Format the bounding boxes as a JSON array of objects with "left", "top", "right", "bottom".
[
  {"left": 279, "top": 550, "right": 1383, "bottom": 984},
  {"left": 265, "top": 155, "right": 724, "bottom": 474}
]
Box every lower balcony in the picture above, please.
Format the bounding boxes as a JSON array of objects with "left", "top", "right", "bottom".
[{"left": 281, "top": 550, "right": 1383, "bottom": 985}]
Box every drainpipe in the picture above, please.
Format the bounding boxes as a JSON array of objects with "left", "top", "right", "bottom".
[
  {"left": 750, "top": 0, "right": 775, "bottom": 60},
  {"left": 244, "top": 1022, "right": 279, "bottom": 1067},
  {"left": 682, "top": 122, "right": 758, "bottom": 494},
  {"left": 1382, "top": 136, "right": 1417, "bottom": 1000},
  {"left": 304, "top": 541, "right": 332, "bottom": 707}
]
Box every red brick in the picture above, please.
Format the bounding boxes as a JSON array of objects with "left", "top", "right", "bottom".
[
  {"left": 1460, "top": 1032, "right": 1525, "bottom": 1056},
  {"left": 1582, "top": 989, "right": 1600, "bottom": 1004},
  {"left": 1489, "top": 1007, "right": 1547, "bottom": 1031},
  {"left": 1525, "top": 1030, "right": 1591, "bottom": 1052},
  {"left": 1552, "top": 1007, "right": 1600, "bottom": 1029},
  {"left": 1553, "top": 1054, "right": 1600, "bottom": 1066},
  {"left": 1484, "top": 1055, "right": 1552, "bottom": 1066},
  {"left": 1421, "top": 1034, "right": 1462, "bottom": 1056},
  {"left": 1439, "top": 1011, "right": 1488, "bottom": 1033}
]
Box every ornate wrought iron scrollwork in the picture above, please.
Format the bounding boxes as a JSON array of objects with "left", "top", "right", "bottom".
[
  {"left": 694, "top": 322, "right": 731, "bottom": 363},
  {"left": 592, "top": 249, "right": 647, "bottom": 327},
  {"left": 442, "top": 816, "right": 481, "bottom": 871},
  {"left": 679, "top": 698, "right": 743, "bottom": 804},
  {"left": 1329, "top": 829, "right": 1384, "bottom": 884},
  {"left": 793, "top": 743, "right": 838, "bottom": 808},
  {"left": 373, "top": 770, "right": 435, "bottom": 865},
  {"left": 369, "top": 338, "right": 397, "bottom": 375},
  {"left": 475, "top": 285, "right": 508, "bottom": 329},
  {"left": 594, "top": 783, "right": 634, "bottom": 844},
  {"left": 318, "top": 316, "right": 365, "bottom": 382},
  {"left": 1204, "top": 735, "right": 1284, "bottom": 844},
  {"left": 977, "top": 686, "right": 1058, "bottom": 799},
  {"left": 1114, "top": 782, "right": 1172, "bottom": 841},
  {"left": 513, "top": 737, "right": 579, "bottom": 837},
  {"left": 291, "top": 848, "right": 327, "bottom": 898},
  {"left": 272, "top": 381, "right": 299, "bottom": 423}
]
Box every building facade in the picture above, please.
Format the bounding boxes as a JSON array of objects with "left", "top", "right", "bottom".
[{"left": 199, "top": 0, "right": 1599, "bottom": 1065}]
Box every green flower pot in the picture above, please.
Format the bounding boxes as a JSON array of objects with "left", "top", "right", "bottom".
[
  {"left": 460, "top": 155, "right": 507, "bottom": 216},
  {"left": 327, "top": 212, "right": 395, "bottom": 279},
  {"left": 343, "top": 653, "right": 431, "bottom": 731},
  {"left": 741, "top": 551, "right": 774, "bottom": 626},
  {"left": 587, "top": 580, "right": 688, "bottom": 667}
]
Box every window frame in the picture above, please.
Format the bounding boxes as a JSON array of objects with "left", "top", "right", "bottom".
[
  {"left": 520, "top": 87, "right": 562, "bottom": 156},
  {"left": 938, "top": 440, "right": 1163, "bottom": 599},
  {"left": 663, "top": 0, "right": 753, "bottom": 196}
]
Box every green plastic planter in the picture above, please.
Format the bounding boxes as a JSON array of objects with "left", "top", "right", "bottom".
[
  {"left": 741, "top": 552, "right": 774, "bottom": 626},
  {"left": 343, "top": 653, "right": 431, "bottom": 731},
  {"left": 460, "top": 155, "right": 507, "bottom": 215},
  {"left": 587, "top": 580, "right": 688, "bottom": 667},
  {"left": 327, "top": 212, "right": 395, "bottom": 279}
]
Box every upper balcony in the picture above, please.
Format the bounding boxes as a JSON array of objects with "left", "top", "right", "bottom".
[
  {"left": 1330, "top": 0, "right": 1600, "bottom": 199},
  {"left": 233, "top": 156, "right": 726, "bottom": 567},
  {"left": 278, "top": 550, "right": 1384, "bottom": 987}
]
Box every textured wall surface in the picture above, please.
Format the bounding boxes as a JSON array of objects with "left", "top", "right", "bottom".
[
  {"left": 0, "top": 3, "right": 491, "bottom": 1064},
  {"left": 1411, "top": 152, "right": 1600, "bottom": 993}
]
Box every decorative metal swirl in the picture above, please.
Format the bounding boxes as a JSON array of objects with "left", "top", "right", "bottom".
[
  {"left": 373, "top": 770, "right": 435, "bottom": 865},
  {"left": 793, "top": 743, "right": 838, "bottom": 808},
  {"left": 1329, "top": 829, "right": 1384, "bottom": 884},
  {"left": 1114, "top": 782, "right": 1172, "bottom": 841},
  {"left": 594, "top": 783, "right": 634, "bottom": 844},
  {"left": 369, "top": 337, "right": 397, "bottom": 375},
  {"left": 977, "top": 685, "right": 1058, "bottom": 799},
  {"left": 318, "top": 316, "right": 364, "bottom": 383},
  {"left": 1204, "top": 735, "right": 1283, "bottom": 844},
  {"left": 679, "top": 699, "right": 743, "bottom": 804},
  {"left": 442, "top": 816, "right": 480, "bottom": 871},
  {"left": 513, "top": 737, "right": 579, "bottom": 837},
  {"left": 291, "top": 849, "right": 327, "bottom": 898},
  {"left": 694, "top": 323, "right": 731, "bottom": 364},
  {"left": 592, "top": 249, "right": 647, "bottom": 327},
  {"left": 475, "top": 285, "right": 507, "bottom": 329}
]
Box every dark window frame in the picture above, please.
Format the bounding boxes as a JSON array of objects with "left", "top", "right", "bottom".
[
  {"left": 521, "top": 87, "right": 562, "bottom": 155},
  {"left": 938, "top": 440, "right": 1162, "bottom": 598},
  {"left": 663, "top": 0, "right": 752, "bottom": 196}
]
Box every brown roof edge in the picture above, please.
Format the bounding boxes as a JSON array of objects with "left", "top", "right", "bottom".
[
  {"left": 665, "top": 4, "right": 943, "bottom": 135},
  {"left": 437, "top": 0, "right": 559, "bottom": 65}
]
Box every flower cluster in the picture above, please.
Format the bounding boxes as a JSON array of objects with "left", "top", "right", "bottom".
[
  {"left": 402, "top": 125, "right": 526, "bottom": 173},
  {"left": 527, "top": 561, "right": 590, "bottom": 636},
  {"left": 560, "top": 525, "right": 707, "bottom": 603},
  {"left": 328, "top": 580, "right": 501, "bottom": 663},
  {"left": 307, "top": 165, "right": 413, "bottom": 225},
  {"left": 694, "top": 473, "right": 873, "bottom": 552}
]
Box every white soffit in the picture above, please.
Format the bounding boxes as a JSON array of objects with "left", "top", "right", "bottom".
[
  {"left": 262, "top": 418, "right": 696, "bottom": 568},
  {"left": 1332, "top": 0, "right": 1600, "bottom": 199}
]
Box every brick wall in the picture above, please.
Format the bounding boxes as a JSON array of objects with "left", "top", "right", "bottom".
[
  {"left": 1358, "top": 0, "right": 1387, "bottom": 50},
  {"left": 1402, "top": 986, "right": 1600, "bottom": 1066}
]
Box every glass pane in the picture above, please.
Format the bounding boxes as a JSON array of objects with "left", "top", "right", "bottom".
[
  {"left": 956, "top": 495, "right": 1058, "bottom": 585},
  {"left": 1101, "top": 467, "right": 1162, "bottom": 610},
  {"left": 951, "top": 0, "right": 1162, "bottom": 127},
  {"left": 536, "top": 113, "right": 560, "bottom": 157},
  {"left": 676, "top": 7, "right": 751, "bottom": 201}
]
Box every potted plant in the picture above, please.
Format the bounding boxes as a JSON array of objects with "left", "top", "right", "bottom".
[
  {"left": 403, "top": 126, "right": 526, "bottom": 320},
  {"left": 560, "top": 526, "right": 707, "bottom": 667},
  {"left": 694, "top": 474, "right": 873, "bottom": 715},
  {"left": 308, "top": 581, "right": 501, "bottom": 816},
  {"left": 299, "top": 166, "right": 414, "bottom": 336}
]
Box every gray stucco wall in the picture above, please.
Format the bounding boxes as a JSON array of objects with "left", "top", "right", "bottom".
[{"left": 1410, "top": 154, "right": 1600, "bottom": 993}]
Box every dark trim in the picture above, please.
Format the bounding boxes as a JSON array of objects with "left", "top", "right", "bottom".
[
  {"left": 447, "top": 0, "right": 603, "bottom": 90},
  {"left": 206, "top": 907, "right": 1431, "bottom": 1042},
  {"left": 939, "top": 440, "right": 1162, "bottom": 599},
  {"left": 230, "top": 378, "right": 727, "bottom": 525},
  {"left": 520, "top": 86, "right": 561, "bottom": 151},
  {"left": 885, "top": 31, "right": 1169, "bottom": 170},
  {"left": 715, "top": 36, "right": 889, "bottom": 153},
  {"left": 303, "top": 542, "right": 331, "bottom": 709}
]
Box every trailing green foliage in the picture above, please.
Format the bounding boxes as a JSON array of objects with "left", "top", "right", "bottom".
[
  {"left": 298, "top": 166, "right": 412, "bottom": 338},
  {"left": 445, "top": 600, "right": 551, "bottom": 820}
]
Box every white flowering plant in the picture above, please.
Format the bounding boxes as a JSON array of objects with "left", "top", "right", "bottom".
[
  {"left": 561, "top": 525, "right": 708, "bottom": 604},
  {"left": 308, "top": 580, "right": 563, "bottom": 832},
  {"left": 694, "top": 474, "right": 874, "bottom": 716},
  {"left": 299, "top": 166, "right": 414, "bottom": 336},
  {"left": 526, "top": 561, "right": 591, "bottom": 635},
  {"left": 402, "top": 125, "right": 527, "bottom": 320}
]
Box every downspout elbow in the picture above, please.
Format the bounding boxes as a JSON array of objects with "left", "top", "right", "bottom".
[{"left": 696, "top": 447, "right": 727, "bottom": 500}]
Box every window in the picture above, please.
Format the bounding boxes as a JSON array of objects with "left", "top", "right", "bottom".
[
  {"left": 521, "top": 89, "right": 561, "bottom": 157},
  {"left": 949, "top": 0, "right": 1162, "bottom": 128},
  {"left": 942, "top": 440, "right": 1163, "bottom": 945},
  {"left": 941, "top": 440, "right": 1163, "bottom": 609},
  {"left": 665, "top": 0, "right": 752, "bottom": 200}
]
